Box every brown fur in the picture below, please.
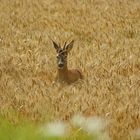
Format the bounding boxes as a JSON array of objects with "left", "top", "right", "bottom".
[{"left": 57, "top": 64, "right": 83, "bottom": 84}]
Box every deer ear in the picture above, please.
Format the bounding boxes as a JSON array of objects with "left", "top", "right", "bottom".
[
  {"left": 52, "top": 40, "right": 60, "bottom": 52},
  {"left": 65, "top": 40, "right": 74, "bottom": 52}
]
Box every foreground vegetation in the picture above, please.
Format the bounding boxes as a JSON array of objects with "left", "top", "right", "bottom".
[
  {"left": 0, "top": 0, "right": 140, "bottom": 139},
  {"left": 0, "top": 114, "right": 110, "bottom": 140}
]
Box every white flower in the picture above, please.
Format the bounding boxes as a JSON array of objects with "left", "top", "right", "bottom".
[
  {"left": 84, "top": 116, "right": 106, "bottom": 134},
  {"left": 40, "top": 121, "right": 68, "bottom": 137},
  {"left": 71, "top": 114, "right": 86, "bottom": 128}
]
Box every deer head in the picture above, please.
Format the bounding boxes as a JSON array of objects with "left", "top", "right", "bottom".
[{"left": 52, "top": 40, "right": 74, "bottom": 69}]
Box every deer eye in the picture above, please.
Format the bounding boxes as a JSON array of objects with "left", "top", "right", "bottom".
[{"left": 56, "top": 55, "right": 59, "bottom": 59}]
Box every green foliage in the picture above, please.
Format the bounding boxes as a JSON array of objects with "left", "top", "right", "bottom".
[
  {"left": 0, "top": 117, "right": 108, "bottom": 140},
  {"left": 0, "top": 118, "right": 42, "bottom": 140}
]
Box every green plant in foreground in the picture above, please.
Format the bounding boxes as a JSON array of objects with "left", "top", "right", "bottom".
[
  {"left": 0, "top": 118, "right": 41, "bottom": 140},
  {"left": 0, "top": 115, "right": 110, "bottom": 140}
]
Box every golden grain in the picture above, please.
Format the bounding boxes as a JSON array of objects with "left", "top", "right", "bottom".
[{"left": 0, "top": 0, "right": 140, "bottom": 139}]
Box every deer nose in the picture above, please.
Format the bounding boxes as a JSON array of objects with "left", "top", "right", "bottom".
[{"left": 58, "top": 63, "right": 64, "bottom": 68}]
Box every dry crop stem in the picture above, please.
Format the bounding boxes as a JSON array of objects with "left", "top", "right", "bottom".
[{"left": 0, "top": 0, "right": 140, "bottom": 139}]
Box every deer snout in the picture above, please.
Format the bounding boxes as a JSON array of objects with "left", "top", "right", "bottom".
[
  {"left": 58, "top": 63, "right": 64, "bottom": 68},
  {"left": 58, "top": 59, "right": 64, "bottom": 68}
]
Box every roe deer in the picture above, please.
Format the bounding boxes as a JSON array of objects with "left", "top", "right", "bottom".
[{"left": 52, "top": 40, "right": 83, "bottom": 84}]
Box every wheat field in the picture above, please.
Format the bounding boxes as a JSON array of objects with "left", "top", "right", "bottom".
[{"left": 0, "top": 0, "right": 140, "bottom": 139}]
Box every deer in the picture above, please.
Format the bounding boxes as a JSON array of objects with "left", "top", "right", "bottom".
[{"left": 51, "top": 40, "right": 83, "bottom": 84}]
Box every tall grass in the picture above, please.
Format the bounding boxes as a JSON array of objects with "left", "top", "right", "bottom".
[{"left": 0, "top": 0, "right": 140, "bottom": 140}]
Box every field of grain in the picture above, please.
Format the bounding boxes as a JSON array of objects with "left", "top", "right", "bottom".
[{"left": 0, "top": 0, "right": 140, "bottom": 139}]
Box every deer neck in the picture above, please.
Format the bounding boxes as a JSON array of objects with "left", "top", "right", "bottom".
[{"left": 58, "top": 63, "right": 68, "bottom": 80}]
